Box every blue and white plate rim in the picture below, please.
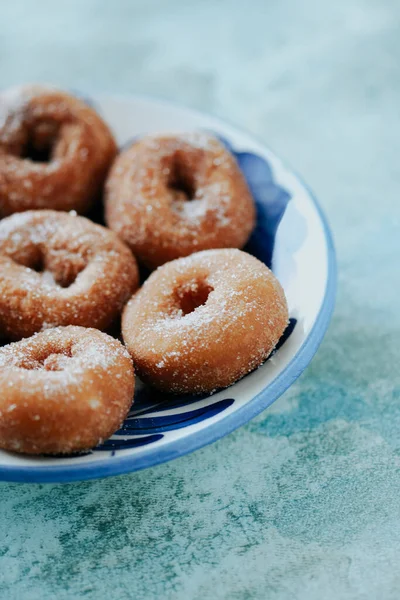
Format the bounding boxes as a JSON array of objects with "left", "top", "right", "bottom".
[{"left": 0, "top": 92, "right": 337, "bottom": 483}]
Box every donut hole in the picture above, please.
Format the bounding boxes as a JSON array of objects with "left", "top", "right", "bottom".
[
  {"left": 21, "top": 346, "right": 73, "bottom": 371},
  {"left": 28, "top": 251, "right": 45, "bottom": 274},
  {"left": 39, "top": 263, "right": 85, "bottom": 289},
  {"left": 14, "top": 247, "right": 52, "bottom": 282},
  {"left": 20, "top": 248, "right": 86, "bottom": 288},
  {"left": 42, "top": 349, "right": 73, "bottom": 371},
  {"left": 20, "top": 121, "right": 60, "bottom": 163},
  {"left": 167, "top": 153, "right": 196, "bottom": 202},
  {"left": 175, "top": 280, "right": 214, "bottom": 315},
  {"left": 47, "top": 245, "right": 90, "bottom": 289},
  {"left": 21, "top": 137, "right": 52, "bottom": 163},
  {"left": 52, "top": 263, "right": 85, "bottom": 289}
]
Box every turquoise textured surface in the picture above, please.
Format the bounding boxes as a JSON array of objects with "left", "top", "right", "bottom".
[{"left": 1, "top": 0, "right": 400, "bottom": 598}]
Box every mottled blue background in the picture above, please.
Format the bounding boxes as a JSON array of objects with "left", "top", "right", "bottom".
[{"left": 1, "top": 1, "right": 400, "bottom": 598}]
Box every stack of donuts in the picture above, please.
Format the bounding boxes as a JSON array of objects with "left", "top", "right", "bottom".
[{"left": 0, "top": 85, "right": 288, "bottom": 455}]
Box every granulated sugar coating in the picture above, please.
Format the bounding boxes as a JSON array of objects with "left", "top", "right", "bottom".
[
  {"left": 0, "top": 326, "right": 134, "bottom": 454},
  {"left": 122, "top": 248, "right": 289, "bottom": 394},
  {"left": 0, "top": 85, "right": 117, "bottom": 216},
  {"left": 105, "top": 132, "right": 256, "bottom": 268},
  {"left": 0, "top": 210, "right": 139, "bottom": 340}
]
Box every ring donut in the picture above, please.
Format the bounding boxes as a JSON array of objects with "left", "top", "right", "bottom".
[
  {"left": 105, "top": 132, "right": 256, "bottom": 268},
  {"left": 0, "top": 210, "right": 139, "bottom": 340},
  {"left": 0, "top": 326, "right": 134, "bottom": 454},
  {"left": 0, "top": 85, "right": 117, "bottom": 216},
  {"left": 122, "top": 248, "right": 288, "bottom": 394}
]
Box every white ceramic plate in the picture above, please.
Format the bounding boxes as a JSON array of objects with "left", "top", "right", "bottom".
[{"left": 0, "top": 93, "right": 336, "bottom": 483}]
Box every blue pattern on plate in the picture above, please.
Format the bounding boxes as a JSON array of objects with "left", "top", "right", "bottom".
[
  {"left": 95, "top": 399, "right": 235, "bottom": 451},
  {"left": 217, "top": 134, "right": 291, "bottom": 268},
  {"left": 241, "top": 153, "right": 291, "bottom": 268},
  {"left": 272, "top": 318, "right": 297, "bottom": 354},
  {"left": 116, "top": 399, "right": 235, "bottom": 434},
  {"left": 97, "top": 434, "right": 163, "bottom": 452}
]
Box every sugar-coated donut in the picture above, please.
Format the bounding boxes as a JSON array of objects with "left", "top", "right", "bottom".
[
  {"left": 122, "top": 249, "right": 288, "bottom": 394},
  {"left": 0, "top": 326, "right": 134, "bottom": 455},
  {"left": 0, "top": 210, "right": 139, "bottom": 340},
  {"left": 0, "top": 85, "right": 117, "bottom": 216},
  {"left": 105, "top": 132, "right": 256, "bottom": 269}
]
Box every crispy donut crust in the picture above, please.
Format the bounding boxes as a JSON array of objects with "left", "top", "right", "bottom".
[
  {"left": 0, "top": 210, "right": 139, "bottom": 340},
  {"left": 105, "top": 132, "right": 256, "bottom": 268},
  {"left": 0, "top": 85, "right": 117, "bottom": 216},
  {"left": 122, "top": 249, "right": 288, "bottom": 394},
  {"left": 0, "top": 326, "right": 134, "bottom": 455}
]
